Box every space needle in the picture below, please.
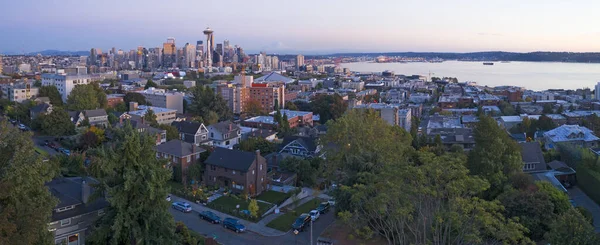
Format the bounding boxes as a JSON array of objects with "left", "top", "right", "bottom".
[{"left": 203, "top": 27, "right": 214, "bottom": 69}]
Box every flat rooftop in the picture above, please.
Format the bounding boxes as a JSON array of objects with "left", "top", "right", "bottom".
[{"left": 129, "top": 105, "right": 176, "bottom": 116}]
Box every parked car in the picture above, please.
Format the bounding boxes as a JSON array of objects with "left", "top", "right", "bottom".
[
  {"left": 328, "top": 198, "right": 336, "bottom": 206},
  {"left": 172, "top": 202, "right": 192, "bottom": 213},
  {"left": 199, "top": 211, "right": 221, "bottom": 224},
  {"left": 309, "top": 210, "right": 320, "bottom": 221},
  {"left": 166, "top": 195, "right": 171, "bottom": 202},
  {"left": 17, "top": 124, "right": 27, "bottom": 130},
  {"left": 316, "top": 202, "right": 330, "bottom": 214},
  {"left": 222, "top": 218, "right": 245, "bottom": 233},
  {"left": 292, "top": 213, "right": 311, "bottom": 232},
  {"left": 61, "top": 149, "right": 71, "bottom": 156}
]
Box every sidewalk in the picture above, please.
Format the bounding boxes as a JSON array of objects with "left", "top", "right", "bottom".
[{"left": 170, "top": 194, "right": 288, "bottom": 237}]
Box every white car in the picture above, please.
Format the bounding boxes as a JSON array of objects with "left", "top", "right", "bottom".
[
  {"left": 309, "top": 210, "right": 320, "bottom": 221},
  {"left": 166, "top": 195, "right": 172, "bottom": 202},
  {"left": 328, "top": 198, "right": 336, "bottom": 206}
]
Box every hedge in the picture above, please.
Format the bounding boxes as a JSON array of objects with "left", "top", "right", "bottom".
[{"left": 576, "top": 165, "right": 600, "bottom": 205}]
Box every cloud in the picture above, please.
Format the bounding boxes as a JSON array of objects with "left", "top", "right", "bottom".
[{"left": 477, "top": 32, "right": 503, "bottom": 36}]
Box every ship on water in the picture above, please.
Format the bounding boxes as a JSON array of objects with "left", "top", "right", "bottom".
[{"left": 483, "top": 62, "right": 494, "bottom": 65}]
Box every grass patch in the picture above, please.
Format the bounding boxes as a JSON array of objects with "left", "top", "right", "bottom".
[
  {"left": 34, "top": 146, "right": 49, "bottom": 157},
  {"left": 208, "top": 195, "right": 273, "bottom": 222},
  {"left": 189, "top": 230, "right": 205, "bottom": 245},
  {"left": 266, "top": 199, "right": 321, "bottom": 232},
  {"left": 256, "top": 190, "right": 291, "bottom": 205}
]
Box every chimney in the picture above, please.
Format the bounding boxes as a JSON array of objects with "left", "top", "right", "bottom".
[
  {"left": 229, "top": 123, "right": 232, "bottom": 131},
  {"left": 82, "top": 179, "right": 90, "bottom": 204},
  {"left": 255, "top": 149, "right": 261, "bottom": 158},
  {"left": 129, "top": 102, "right": 138, "bottom": 112}
]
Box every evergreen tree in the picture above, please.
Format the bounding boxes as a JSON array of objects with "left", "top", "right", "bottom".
[
  {"left": 0, "top": 120, "right": 58, "bottom": 245},
  {"left": 87, "top": 124, "right": 176, "bottom": 245},
  {"left": 144, "top": 79, "right": 158, "bottom": 89},
  {"left": 39, "top": 85, "right": 64, "bottom": 106},
  {"left": 143, "top": 108, "right": 158, "bottom": 127}
]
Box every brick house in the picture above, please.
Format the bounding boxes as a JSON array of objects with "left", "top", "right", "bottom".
[
  {"left": 204, "top": 148, "right": 268, "bottom": 196},
  {"left": 155, "top": 139, "right": 206, "bottom": 184}
]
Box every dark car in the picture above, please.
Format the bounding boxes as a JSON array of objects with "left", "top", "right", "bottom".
[
  {"left": 223, "top": 218, "right": 245, "bottom": 233},
  {"left": 199, "top": 211, "right": 221, "bottom": 224},
  {"left": 292, "top": 213, "right": 311, "bottom": 232},
  {"left": 316, "top": 202, "right": 330, "bottom": 214}
]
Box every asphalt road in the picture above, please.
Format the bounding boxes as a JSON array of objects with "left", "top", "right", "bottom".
[{"left": 170, "top": 207, "right": 335, "bottom": 245}]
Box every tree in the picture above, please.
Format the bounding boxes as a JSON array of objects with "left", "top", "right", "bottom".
[
  {"left": 80, "top": 126, "right": 105, "bottom": 149},
  {"left": 124, "top": 92, "right": 147, "bottom": 106},
  {"left": 87, "top": 124, "right": 176, "bottom": 245},
  {"left": 499, "top": 101, "right": 516, "bottom": 116},
  {"left": 39, "top": 85, "right": 63, "bottom": 106},
  {"left": 499, "top": 188, "right": 556, "bottom": 240},
  {"left": 67, "top": 83, "right": 106, "bottom": 110},
  {"left": 175, "top": 222, "right": 198, "bottom": 245},
  {"left": 158, "top": 124, "right": 179, "bottom": 141},
  {"left": 467, "top": 115, "right": 523, "bottom": 198},
  {"left": 204, "top": 111, "right": 219, "bottom": 125},
  {"left": 188, "top": 86, "right": 232, "bottom": 121},
  {"left": 293, "top": 100, "right": 312, "bottom": 111},
  {"left": 535, "top": 181, "right": 571, "bottom": 215},
  {"left": 239, "top": 137, "right": 276, "bottom": 155},
  {"left": 284, "top": 101, "right": 298, "bottom": 110},
  {"left": 186, "top": 161, "right": 204, "bottom": 184},
  {"left": 556, "top": 104, "right": 564, "bottom": 114},
  {"left": 36, "top": 107, "right": 76, "bottom": 136},
  {"left": 244, "top": 99, "right": 264, "bottom": 116},
  {"left": 145, "top": 79, "right": 158, "bottom": 89},
  {"left": 311, "top": 94, "right": 347, "bottom": 124},
  {"left": 279, "top": 157, "right": 320, "bottom": 187},
  {"left": 143, "top": 108, "right": 159, "bottom": 127},
  {"left": 542, "top": 103, "right": 554, "bottom": 114},
  {"left": 544, "top": 208, "right": 598, "bottom": 245},
  {"left": 537, "top": 115, "right": 557, "bottom": 131},
  {"left": 0, "top": 120, "right": 58, "bottom": 245},
  {"left": 248, "top": 199, "right": 259, "bottom": 218},
  {"left": 52, "top": 154, "right": 86, "bottom": 177}
]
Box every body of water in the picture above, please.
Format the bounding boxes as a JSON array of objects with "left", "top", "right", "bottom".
[{"left": 341, "top": 61, "right": 600, "bottom": 91}]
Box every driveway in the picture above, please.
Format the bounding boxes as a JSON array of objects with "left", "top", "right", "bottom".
[
  {"left": 169, "top": 195, "right": 336, "bottom": 245},
  {"left": 568, "top": 187, "right": 600, "bottom": 232}
]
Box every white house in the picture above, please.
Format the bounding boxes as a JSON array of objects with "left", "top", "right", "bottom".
[{"left": 207, "top": 121, "right": 242, "bottom": 149}]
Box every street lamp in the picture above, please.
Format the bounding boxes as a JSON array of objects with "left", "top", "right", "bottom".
[{"left": 293, "top": 229, "right": 299, "bottom": 245}]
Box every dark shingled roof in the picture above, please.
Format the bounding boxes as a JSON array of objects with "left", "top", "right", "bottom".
[
  {"left": 46, "top": 177, "right": 109, "bottom": 222},
  {"left": 30, "top": 103, "right": 51, "bottom": 113},
  {"left": 519, "top": 142, "right": 547, "bottom": 172},
  {"left": 205, "top": 148, "right": 259, "bottom": 171},
  {"left": 172, "top": 121, "right": 203, "bottom": 135},
  {"left": 84, "top": 109, "right": 107, "bottom": 118},
  {"left": 155, "top": 139, "right": 205, "bottom": 157},
  {"left": 210, "top": 121, "right": 240, "bottom": 135},
  {"left": 281, "top": 136, "right": 318, "bottom": 152}
]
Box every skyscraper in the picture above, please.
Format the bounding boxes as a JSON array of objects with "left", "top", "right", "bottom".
[
  {"left": 183, "top": 43, "right": 196, "bottom": 68},
  {"left": 162, "top": 38, "right": 176, "bottom": 68},
  {"left": 296, "top": 54, "right": 304, "bottom": 70},
  {"left": 203, "top": 28, "right": 214, "bottom": 68},
  {"left": 595, "top": 82, "right": 600, "bottom": 100},
  {"left": 89, "top": 48, "right": 98, "bottom": 66}
]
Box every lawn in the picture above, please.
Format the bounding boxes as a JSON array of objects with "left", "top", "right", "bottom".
[
  {"left": 34, "top": 146, "right": 49, "bottom": 157},
  {"left": 266, "top": 199, "right": 321, "bottom": 232},
  {"left": 208, "top": 195, "right": 273, "bottom": 222},
  {"left": 256, "top": 190, "right": 291, "bottom": 205}
]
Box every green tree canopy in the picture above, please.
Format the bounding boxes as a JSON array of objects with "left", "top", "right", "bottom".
[
  {"left": 144, "top": 108, "right": 158, "bottom": 127},
  {"left": 87, "top": 124, "right": 176, "bottom": 245},
  {"left": 544, "top": 208, "right": 598, "bottom": 245},
  {"left": 310, "top": 94, "right": 347, "bottom": 124},
  {"left": 124, "top": 92, "right": 147, "bottom": 107},
  {"left": 39, "top": 85, "right": 63, "bottom": 106},
  {"left": 279, "top": 157, "right": 321, "bottom": 187},
  {"left": 158, "top": 124, "right": 179, "bottom": 141},
  {"left": 188, "top": 86, "right": 231, "bottom": 121},
  {"left": 467, "top": 115, "right": 523, "bottom": 198},
  {"left": 66, "top": 83, "right": 107, "bottom": 110},
  {"left": 0, "top": 120, "right": 58, "bottom": 245},
  {"left": 239, "top": 137, "right": 276, "bottom": 155},
  {"left": 35, "top": 107, "right": 76, "bottom": 136},
  {"left": 144, "top": 79, "right": 158, "bottom": 89}
]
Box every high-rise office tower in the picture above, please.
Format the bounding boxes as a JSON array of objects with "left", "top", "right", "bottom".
[
  {"left": 0, "top": 55, "right": 3, "bottom": 74},
  {"left": 196, "top": 41, "right": 204, "bottom": 68},
  {"left": 162, "top": 38, "right": 176, "bottom": 68},
  {"left": 272, "top": 56, "right": 279, "bottom": 70},
  {"left": 89, "top": 48, "right": 99, "bottom": 66},
  {"left": 224, "top": 40, "right": 230, "bottom": 49},
  {"left": 216, "top": 43, "right": 223, "bottom": 57},
  {"left": 183, "top": 43, "right": 196, "bottom": 68},
  {"left": 203, "top": 28, "right": 214, "bottom": 68},
  {"left": 296, "top": 54, "right": 304, "bottom": 70}
]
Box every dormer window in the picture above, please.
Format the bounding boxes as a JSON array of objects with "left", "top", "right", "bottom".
[{"left": 56, "top": 205, "right": 75, "bottom": 212}]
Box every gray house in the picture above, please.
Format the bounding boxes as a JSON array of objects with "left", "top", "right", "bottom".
[
  {"left": 84, "top": 109, "right": 109, "bottom": 128},
  {"left": 171, "top": 121, "right": 209, "bottom": 146},
  {"left": 519, "top": 142, "right": 548, "bottom": 173},
  {"left": 279, "top": 136, "right": 321, "bottom": 158},
  {"left": 207, "top": 121, "right": 241, "bottom": 149},
  {"left": 47, "top": 177, "right": 109, "bottom": 245}
]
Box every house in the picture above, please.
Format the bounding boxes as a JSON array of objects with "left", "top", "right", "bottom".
[
  {"left": 207, "top": 121, "right": 241, "bottom": 149},
  {"left": 543, "top": 125, "right": 600, "bottom": 150},
  {"left": 519, "top": 142, "right": 547, "bottom": 173},
  {"left": 279, "top": 136, "right": 321, "bottom": 158},
  {"left": 171, "top": 121, "right": 209, "bottom": 146},
  {"left": 242, "top": 128, "right": 278, "bottom": 142},
  {"left": 68, "top": 111, "right": 85, "bottom": 127},
  {"left": 47, "top": 177, "right": 109, "bottom": 245},
  {"left": 112, "top": 120, "right": 167, "bottom": 145},
  {"left": 428, "top": 128, "right": 476, "bottom": 151},
  {"left": 203, "top": 148, "right": 268, "bottom": 196},
  {"left": 155, "top": 139, "right": 206, "bottom": 184},
  {"left": 84, "top": 109, "right": 109, "bottom": 127},
  {"left": 29, "top": 102, "right": 53, "bottom": 119}
]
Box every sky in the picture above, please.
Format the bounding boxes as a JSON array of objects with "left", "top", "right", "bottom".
[{"left": 2, "top": 0, "right": 600, "bottom": 54}]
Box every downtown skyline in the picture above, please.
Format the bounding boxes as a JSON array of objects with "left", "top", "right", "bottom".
[{"left": 3, "top": 0, "right": 600, "bottom": 54}]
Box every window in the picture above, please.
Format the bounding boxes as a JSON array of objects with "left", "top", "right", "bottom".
[
  {"left": 211, "top": 165, "right": 216, "bottom": 171},
  {"left": 225, "top": 140, "right": 230, "bottom": 145},
  {"left": 260, "top": 164, "right": 263, "bottom": 170},
  {"left": 211, "top": 132, "right": 214, "bottom": 138},
  {"left": 187, "top": 155, "right": 191, "bottom": 162},
  {"left": 252, "top": 170, "right": 255, "bottom": 175},
  {"left": 233, "top": 170, "right": 236, "bottom": 174},
  {"left": 60, "top": 218, "right": 71, "bottom": 226}
]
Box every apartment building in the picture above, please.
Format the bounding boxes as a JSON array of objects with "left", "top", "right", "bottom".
[
  {"left": 353, "top": 103, "right": 412, "bottom": 132},
  {"left": 128, "top": 103, "right": 177, "bottom": 125},
  {"left": 137, "top": 87, "right": 184, "bottom": 113},
  {"left": 41, "top": 73, "right": 92, "bottom": 102},
  {"left": 249, "top": 83, "right": 285, "bottom": 113},
  {"left": 0, "top": 83, "right": 39, "bottom": 102}
]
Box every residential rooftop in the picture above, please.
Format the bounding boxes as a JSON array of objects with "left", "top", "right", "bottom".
[
  {"left": 128, "top": 105, "right": 176, "bottom": 117},
  {"left": 544, "top": 125, "right": 600, "bottom": 143}
]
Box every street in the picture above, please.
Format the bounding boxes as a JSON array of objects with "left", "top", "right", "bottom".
[{"left": 169, "top": 205, "right": 335, "bottom": 245}]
